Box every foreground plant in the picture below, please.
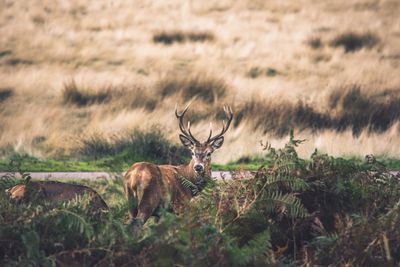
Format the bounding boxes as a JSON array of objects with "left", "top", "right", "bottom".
[{"left": 1, "top": 133, "right": 400, "bottom": 266}]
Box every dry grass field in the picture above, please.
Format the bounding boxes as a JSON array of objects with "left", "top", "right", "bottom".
[{"left": 1, "top": 0, "right": 400, "bottom": 163}]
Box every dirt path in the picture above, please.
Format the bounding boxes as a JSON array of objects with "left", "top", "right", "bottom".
[{"left": 0, "top": 171, "right": 253, "bottom": 180}]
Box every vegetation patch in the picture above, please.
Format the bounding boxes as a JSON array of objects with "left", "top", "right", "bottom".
[
  {"left": 62, "top": 80, "right": 111, "bottom": 106},
  {"left": 1, "top": 135, "right": 399, "bottom": 266},
  {"left": 0, "top": 87, "right": 13, "bottom": 103},
  {"left": 236, "top": 98, "right": 331, "bottom": 136},
  {"left": 0, "top": 155, "right": 109, "bottom": 172},
  {"left": 329, "top": 85, "right": 400, "bottom": 134},
  {"left": 307, "top": 36, "right": 323, "bottom": 49},
  {"left": 330, "top": 32, "right": 379, "bottom": 52},
  {"left": 62, "top": 80, "right": 157, "bottom": 111},
  {"left": 5, "top": 58, "right": 34, "bottom": 65},
  {"left": 0, "top": 129, "right": 191, "bottom": 172},
  {"left": 0, "top": 50, "right": 12, "bottom": 58},
  {"left": 237, "top": 84, "right": 400, "bottom": 136},
  {"left": 112, "top": 86, "right": 157, "bottom": 111},
  {"left": 246, "top": 67, "right": 279, "bottom": 78},
  {"left": 153, "top": 30, "right": 214, "bottom": 45},
  {"left": 75, "top": 128, "right": 190, "bottom": 169},
  {"left": 156, "top": 75, "right": 228, "bottom": 103}
]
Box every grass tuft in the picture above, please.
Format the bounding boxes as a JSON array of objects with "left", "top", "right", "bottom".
[
  {"left": 153, "top": 30, "right": 214, "bottom": 45},
  {"left": 5, "top": 58, "right": 34, "bottom": 65},
  {"left": 235, "top": 84, "right": 400, "bottom": 136},
  {"left": 0, "top": 50, "right": 12, "bottom": 58},
  {"left": 307, "top": 36, "right": 323, "bottom": 49},
  {"left": 0, "top": 88, "right": 13, "bottom": 103},
  {"left": 62, "top": 81, "right": 157, "bottom": 110},
  {"left": 328, "top": 85, "right": 400, "bottom": 134},
  {"left": 76, "top": 128, "right": 190, "bottom": 166},
  {"left": 236, "top": 98, "right": 331, "bottom": 136},
  {"left": 246, "top": 67, "right": 279, "bottom": 78},
  {"left": 113, "top": 85, "right": 158, "bottom": 111},
  {"left": 62, "top": 80, "right": 111, "bottom": 106},
  {"left": 156, "top": 75, "right": 228, "bottom": 103},
  {"left": 330, "top": 32, "right": 379, "bottom": 52}
]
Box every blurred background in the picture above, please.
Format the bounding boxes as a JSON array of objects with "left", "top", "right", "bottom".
[{"left": 1, "top": 0, "right": 400, "bottom": 165}]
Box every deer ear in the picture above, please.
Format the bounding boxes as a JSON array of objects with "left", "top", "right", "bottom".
[
  {"left": 210, "top": 136, "right": 224, "bottom": 150},
  {"left": 179, "top": 134, "right": 194, "bottom": 148}
]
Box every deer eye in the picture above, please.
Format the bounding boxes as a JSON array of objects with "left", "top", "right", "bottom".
[{"left": 206, "top": 152, "right": 211, "bottom": 157}]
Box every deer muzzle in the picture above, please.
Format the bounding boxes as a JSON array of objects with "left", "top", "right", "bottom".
[{"left": 194, "top": 164, "right": 204, "bottom": 174}]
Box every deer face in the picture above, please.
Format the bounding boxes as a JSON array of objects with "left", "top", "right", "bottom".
[
  {"left": 180, "top": 138, "right": 224, "bottom": 175},
  {"left": 176, "top": 105, "right": 232, "bottom": 175}
]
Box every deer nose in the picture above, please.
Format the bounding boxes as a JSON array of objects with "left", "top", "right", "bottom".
[{"left": 194, "top": 164, "right": 204, "bottom": 174}]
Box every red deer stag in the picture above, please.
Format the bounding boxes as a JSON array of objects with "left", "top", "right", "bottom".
[{"left": 124, "top": 104, "right": 233, "bottom": 224}]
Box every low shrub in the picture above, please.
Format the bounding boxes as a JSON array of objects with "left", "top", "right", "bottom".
[
  {"left": 62, "top": 80, "right": 158, "bottom": 111},
  {"left": 5, "top": 58, "right": 34, "bottom": 65},
  {"left": 76, "top": 128, "right": 191, "bottom": 166},
  {"left": 76, "top": 133, "right": 115, "bottom": 160},
  {"left": 153, "top": 30, "right": 214, "bottom": 45},
  {"left": 0, "top": 50, "right": 12, "bottom": 58},
  {"left": 1, "top": 135, "right": 400, "bottom": 266},
  {"left": 236, "top": 84, "right": 400, "bottom": 136},
  {"left": 156, "top": 75, "right": 228, "bottom": 103},
  {"left": 329, "top": 85, "right": 400, "bottom": 134},
  {"left": 330, "top": 32, "right": 379, "bottom": 52},
  {"left": 62, "top": 80, "right": 111, "bottom": 106},
  {"left": 0, "top": 87, "right": 13, "bottom": 103},
  {"left": 112, "top": 86, "right": 158, "bottom": 111},
  {"left": 307, "top": 36, "right": 322, "bottom": 49},
  {"left": 246, "top": 67, "right": 279, "bottom": 79},
  {"left": 235, "top": 98, "right": 331, "bottom": 136}
]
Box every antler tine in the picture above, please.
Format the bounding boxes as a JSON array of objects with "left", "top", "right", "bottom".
[
  {"left": 207, "top": 105, "right": 234, "bottom": 143},
  {"left": 175, "top": 103, "right": 200, "bottom": 144},
  {"left": 176, "top": 109, "right": 187, "bottom": 134},
  {"left": 208, "top": 122, "right": 213, "bottom": 140},
  {"left": 224, "top": 105, "right": 233, "bottom": 117},
  {"left": 175, "top": 102, "right": 190, "bottom": 118},
  {"left": 206, "top": 122, "right": 213, "bottom": 142},
  {"left": 187, "top": 121, "right": 200, "bottom": 144}
]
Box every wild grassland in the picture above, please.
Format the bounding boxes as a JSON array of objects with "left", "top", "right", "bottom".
[
  {"left": 2, "top": 1, "right": 400, "bottom": 266},
  {"left": 1, "top": 0, "right": 400, "bottom": 164}
]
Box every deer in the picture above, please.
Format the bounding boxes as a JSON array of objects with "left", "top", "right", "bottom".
[
  {"left": 6, "top": 181, "right": 108, "bottom": 212},
  {"left": 123, "top": 104, "right": 233, "bottom": 224}
]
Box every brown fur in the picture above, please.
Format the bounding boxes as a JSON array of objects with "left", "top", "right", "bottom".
[
  {"left": 6, "top": 181, "right": 108, "bottom": 211},
  {"left": 123, "top": 159, "right": 211, "bottom": 223}
]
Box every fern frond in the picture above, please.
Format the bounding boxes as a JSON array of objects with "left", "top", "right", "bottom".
[
  {"left": 178, "top": 176, "right": 200, "bottom": 195},
  {"left": 0, "top": 172, "right": 23, "bottom": 190},
  {"left": 228, "top": 230, "right": 272, "bottom": 265},
  {"left": 261, "top": 191, "right": 308, "bottom": 218},
  {"left": 45, "top": 209, "right": 94, "bottom": 239}
]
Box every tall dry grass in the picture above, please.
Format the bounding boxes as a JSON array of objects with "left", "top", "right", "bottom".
[{"left": 1, "top": 0, "right": 400, "bottom": 163}]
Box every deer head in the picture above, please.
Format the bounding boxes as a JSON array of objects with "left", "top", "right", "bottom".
[{"left": 175, "top": 104, "right": 233, "bottom": 175}]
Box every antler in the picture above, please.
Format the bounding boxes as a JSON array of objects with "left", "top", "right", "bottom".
[
  {"left": 175, "top": 103, "right": 200, "bottom": 144},
  {"left": 206, "top": 106, "right": 233, "bottom": 143}
]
